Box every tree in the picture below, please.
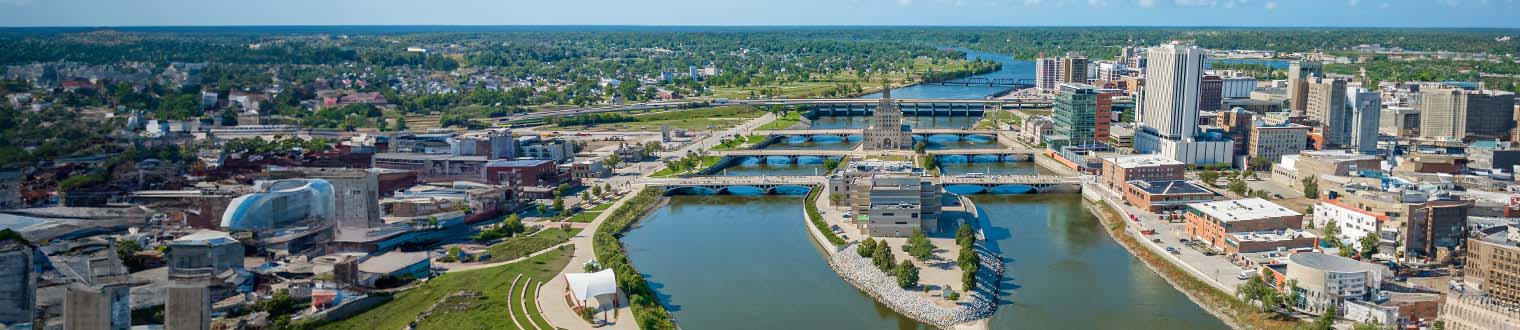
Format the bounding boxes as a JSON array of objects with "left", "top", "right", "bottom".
[
  {"left": 592, "top": 185, "right": 603, "bottom": 197},
  {"left": 552, "top": 196, "right": 566, "bottom": 214},
  {"left": 961, "top": 262, "right": 979, "bottom": 289},
  {"left": 1323, "top": 219, "right": 1342, "bottom": 249},
  {"left": 907, "top": 229, "right": 934, "bottom": 260},
  {"left": 536, "top": 204, "right": 549, "bottom": 216},
  {"left": 955, "top": 223, "right": 975, "bottom": 247},
  {"left": 604, "top": 153, "right": 621, "bottom": 169},
  {"left": 872, "top": 239, "right": 896, "bottom": 272},
  {"left": 1352, "top": 322, "right": 1383, "bottom": 330},
  {"left": 1228, "top": 178, "right": 1249, "bottom": 196},
  {"left": 581, "top": 191, "right": 592, "bottom": 202},
  {"left": 1359, "top": 233, "right": 1381, "bottom": 259},
  {"left": 1199, "top": 170, "right": 1220, "bottom": 187},
  {"left": 1302, "top": 176, "right": 1319, "bottom": 198},
  {"left": 858, "top": 238, "right": 878, "bottom": 258},
  {"left": 116, "top": 240, "right": 145, "bottom": 272},
  {"left": 1309, "top": 305, "right": 1338, "bottom": 330},
  {"left": 895, "top": 262, "right": 920, "bottom": 288}
]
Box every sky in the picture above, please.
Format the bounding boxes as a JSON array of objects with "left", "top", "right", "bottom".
[{"left": 0, "top": 0, "right": 1517, "bottom": 28}]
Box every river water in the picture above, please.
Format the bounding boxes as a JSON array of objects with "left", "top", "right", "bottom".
[
  {"left": 630, "top": 49, "right": 1227, "bottom": 329},
  {"left": 621, "top": 195, "right": 1228, "bottom": 330}
]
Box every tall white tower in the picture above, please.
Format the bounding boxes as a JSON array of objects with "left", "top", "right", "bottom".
[{"left": 1139, "top": 41, "right": 1206, "bottom": 140}]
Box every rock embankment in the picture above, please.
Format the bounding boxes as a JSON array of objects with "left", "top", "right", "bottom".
[{"left": 827, "top": 244, "right": 1001, "bottom": 329}]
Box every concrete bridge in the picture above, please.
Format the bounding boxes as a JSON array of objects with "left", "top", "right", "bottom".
[
  {"left": 641, "top": 176, "right": 825, "bottom": 195},
  {"left": 939, "top": 175, "right": 1082, "bottom": 194},
  {"left": 930, "top": 77, "right": 1037, "bottom": 88},
  {"left": 757, "top": 128, "right": 1001, "bottom": 139}
]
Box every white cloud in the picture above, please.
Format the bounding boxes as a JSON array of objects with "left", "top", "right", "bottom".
[
  {"left": 1348, "top": 0, "right": 1360, "bottom": 6},
  {"left": 1089, "top": 0, "right": 1111, "bottom": 7},
  {"left": 1264, "top": 1, "right": 1278, "bottom": 9},
  {"left": 1379, "top": 2, "right": 1391, "bottom": 8},
  {"left": 1138, "top": 0, "right": 1158, "bottom": 7},
  {"left": 898, "top": 0, "right": 913, "bottom": 5},
  {"left": 1024, "top": 0, "right": 1042, "bottom": 6}
]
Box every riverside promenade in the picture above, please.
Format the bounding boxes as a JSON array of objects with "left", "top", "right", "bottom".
[{"left": 805, "top": 182, "right": 997, "bottom": 330}]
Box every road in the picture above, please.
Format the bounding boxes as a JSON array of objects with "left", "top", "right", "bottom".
[{"left": 497, "top": 97, "right": 1053, "bottom": 124}]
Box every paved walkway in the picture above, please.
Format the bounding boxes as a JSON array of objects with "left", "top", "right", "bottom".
[{"left": 535, "top": 185, "right": 648, "bottom": 330}]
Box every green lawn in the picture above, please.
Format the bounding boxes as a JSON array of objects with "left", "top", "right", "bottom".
[
  {"left": 486, "top": 228, "right": 583, "bottom": 262},
  {"left": 554, "top": 106, "right": 765, "bottom": 132},
  {"left": 587, "top": 202, "right": 614, "bottom": 212},
  {"left": 566, "top": 211, "right": 601, "bottom": 223},
  {"left": 975, "top": 110, "right": 1016, "bottom": 129},
  {"left": 321, "top": 247, "right": 575, "bottom": 330},
  {"left": 650, "top": 155, "right": 721, "bottom": 177},
  {"left": 523, "top": 279, "right": 552, "bottom": 330},
  {"left": 507, "top": 279, "right": 536, "bottom": 330},
  {"left": 758, "top": 111, "right": 804, "bottom": 130}
]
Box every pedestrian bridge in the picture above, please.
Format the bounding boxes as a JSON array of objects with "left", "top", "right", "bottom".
[
  {"left": 938, "top": 175, "right": 1082, "bottom": 194},
  {"left": 641, "top": 176, "right": 824, "bottom": 195}
]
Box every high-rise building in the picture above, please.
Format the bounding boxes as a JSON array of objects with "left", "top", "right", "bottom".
[
  {"left": 1059, "top": 52, "right": 1088, "bottom": 84},
  {"left": 1220, "top": 75, "right": 1257, "bottom": 99},
  {"left": 1464, "top": 225, "right": 1520, "bottom": 305},
  {"left": 1347, "top": 87, "right": 1382, "bottom": 154},
  {"left": 1249, "top": 124, "right": 1311, "bottom": 162},
  {"left": 1096, "top": 61, "right": 1127, "bottom": 82},
  {"left": 1133, "top": 42, "right": 1232, "bottom": 165},
  {"left": 1305, "top": 77, "right": 1351, "bottom": 147},
  {"left": 0, "top": 234, "right": 34, "bottom": 328},
  {"left": 1045, "top": 83, "right": 1112, "bottom": 148},
  {"left": 1288, "top": 61, "right": 1324, "bottom": 115},
  {"left": 1035, "top": 55, "right": 1059, "bottom": 91},
  {"left": 1199, "top": 75, "right": 1223, "bottom": 112},
  {"left": 863, "top": 87, "right": 910, "bottom": 150},
  {"left": 1417, "top": 87, "right": 1517, "bottom": 141},
  {"left": 1137, "top": 42, "right": 1205, "bottom": 140}
]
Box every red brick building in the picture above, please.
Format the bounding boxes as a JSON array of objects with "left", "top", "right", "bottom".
[
  {"left": 484, "top": 159, "right": 565, "bottom": 187},
  {"left": 1122, "top": 180, "right": 1214, "bottom": 213},
  {"left": 1184, "top": 198, "right": 1316, "bottom": 254},
  {"left": 1099, "top": 154, "right": 1185, "bottom": 192}
]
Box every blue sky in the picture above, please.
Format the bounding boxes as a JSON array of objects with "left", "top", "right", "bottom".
[{"left": 0, "top": 0, "right": 1516, "bottom": 28}]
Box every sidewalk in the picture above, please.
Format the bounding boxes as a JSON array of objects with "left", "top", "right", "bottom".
[{"left": 535, "top": 184, "right": 648, "bottom": 330}]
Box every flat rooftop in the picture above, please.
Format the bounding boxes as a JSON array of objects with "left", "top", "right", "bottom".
[
  {"left": 1127, "top": 180, "right": 1210, "bottom": 195},
  {"left": 1289, "top": 252, "right": 1385, "bottom": 274},
  {"left": 1229, "top": 229, "right": 1315, "bottom": 243},
  {"left": 1188, "top": 198, "right": 1300, "bottom": 222},
  {"left": 1103, "top": 154, "right": 1183, "bottom": 169}
]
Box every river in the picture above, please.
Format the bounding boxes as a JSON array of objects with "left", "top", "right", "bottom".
[
  {"left": 626, "top": 49, "right": 1227, "bottom": 329},
  {"left": 621, "top": 195, "right": 1229, "bottom": 330}
]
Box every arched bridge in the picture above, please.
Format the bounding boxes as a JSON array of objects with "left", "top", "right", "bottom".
[
  {"left": 641, "top": 177, "right": 825, "bottom": 196},
  {"left": 939, "top": 175, "right": 1082, "bottom": 194}
]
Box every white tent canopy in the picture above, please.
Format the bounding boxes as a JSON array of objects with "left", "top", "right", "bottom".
[{"left": 564, "top": 269, "right": 618, "bottom": 302}]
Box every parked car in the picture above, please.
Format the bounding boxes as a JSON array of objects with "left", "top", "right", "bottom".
[
  {"left": 1152, "top": 238, "right": 1163, "bottom": 243},
  {"left": 1165, "top": 247, "right": 1181, "bottom": 255}
]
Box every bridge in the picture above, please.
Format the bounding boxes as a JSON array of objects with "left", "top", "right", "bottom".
[
  {"left": 641, "top": 176, "right": 825, "bottom": 195},
  {"left": 930, "top": 77, "right": 1037, "bottom": 88},
  {"left": 497, "top": 97, "right": 1054, "bottom": 125},
  {"left": 710, "top": 149, "right": 854, "bottom": 157},
  {"left": 939, "top": 175, "right": 1082, "bottom": 194},
  {"left": 756, "top": 128, "right": 1001, "bottom": 138}
]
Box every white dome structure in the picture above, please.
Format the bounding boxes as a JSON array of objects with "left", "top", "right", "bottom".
[{"left": 220, "top": 179, "right": 337, "bottom": 230}]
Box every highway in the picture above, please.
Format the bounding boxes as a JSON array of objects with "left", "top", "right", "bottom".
[{"left": 495, "top": 97, "right": 1053, "bottom": 123}]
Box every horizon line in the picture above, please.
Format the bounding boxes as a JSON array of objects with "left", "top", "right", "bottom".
[{"left": 1, "top": 24, "right": 1518, "bottom": 30}]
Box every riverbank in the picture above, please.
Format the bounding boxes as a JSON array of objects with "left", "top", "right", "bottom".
[
  {"left": 1082, "top": 194, "right": 1301, "bottom": 330},
  {"left": 801, "top": 183, "right": 998, "bottom": 330},
  {"left": 591, "top": 187, "right": 678, "bottom": 329}
]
